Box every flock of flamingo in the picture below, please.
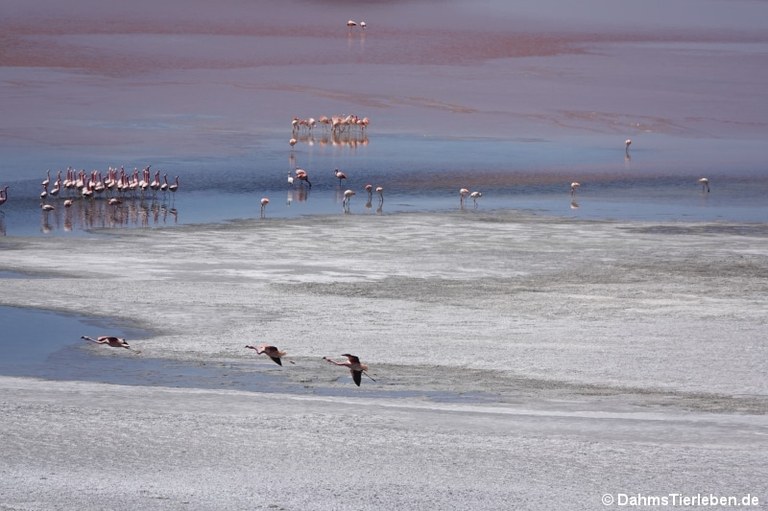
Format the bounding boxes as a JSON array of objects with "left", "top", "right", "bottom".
[
  {"left": 30, "top": 165, "right": 180, "bottom": 213},
  {"left": 290, "top": 113, "right": 370, "bottom": 142},
  {"left": 83, "top": 335, "right": 373, "bottom": 387}
]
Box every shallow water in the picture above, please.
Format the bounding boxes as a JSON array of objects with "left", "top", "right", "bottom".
[{"left": 2, "top": 0, "right": 767, "bottom": 236}]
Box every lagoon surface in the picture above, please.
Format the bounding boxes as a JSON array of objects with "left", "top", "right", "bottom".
[{"left": 1, "top": 0, "right": 767, "bottom": 509}]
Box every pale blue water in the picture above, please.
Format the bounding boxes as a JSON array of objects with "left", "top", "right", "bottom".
[{"left": 1, "top": 133, "right": 766, "bottom": 237}]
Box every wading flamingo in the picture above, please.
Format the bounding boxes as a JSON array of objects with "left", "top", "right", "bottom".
[
  {"left": 698, "top": 177, "right": 710, "bottom": 193},
  {"left": 470, "top": 191, "right": 482, "bottom": 208},
  {"left": 334, "top": 168, "right": 347, "bottom": 185},
  {"left": 323, "top": 354, "right": 375, "bottom": 386},
  {"left": 295, "top": 168, "right": 311, "bottom": 188},
  {"left": 245, "top": 344, "right": 290, "bottom": 366},
  {"left": 0, "top": 186, "right": 8, "bottom": 208},
  {"left": 81, "top": 335, "right": 140, "bottom": 352},
  {"left": 459, "top": 188, "right": 470, "bottom": 207},
  {"left": 342, "top": 189, "right": 355, "bottom": 211},
  {"left": 570, "top": 182, "right": 581, "bottom": 196},
  {"left": 260, "top": 197, "right": 269, "bottom": 216}
]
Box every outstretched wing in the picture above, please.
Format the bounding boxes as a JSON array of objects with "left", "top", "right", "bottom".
[
  {"left": 351, "top": 370, "right": 362, "bottom": 386},
  {"left": 269, "top": 356, "right": 283, "bottom": 366},
  {"left": 343, "top": 354, "right": 361, "bottom": 364}
]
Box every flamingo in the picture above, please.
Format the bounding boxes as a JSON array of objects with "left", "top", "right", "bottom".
[
  {"left": 63, "top": 198, "right": 73, "bottom": 208},
  {"left": 150, "top": 170, "right": 161, "bottom": 197},
  {"left": 364, "top": 183, "right": 373, "bottom": 199},
  {"left": 81, "top": 335, "right": 140, "bottom": 352},
  {"left": 459, "top": 188, "right": 470, "bottom": 207},
  {"left": 334, "top": 168, "right": 347, "bottom": 185},
  {"left": 169, "top": 176, "right": 179, "bottom": 194},
  {"left": 0, "top": 186, "right": 8, "bottom": 208},
  {"left": 375, "top": 186, "right": 384, "bottom": 202},
  {"left": 289, "top": 137, "right": 297, "bottom": 148},
  {"left": 625, "top": 139, "right": 632, "bottom": 151},
  {"left": 470, "top": 190, "right": 482, "bottom": 208},
  {"left": 346, "top": 19, "right": 357, "bottom": 28},
  {"left": 245, "top": 344, "right": 291, "bottom": 366},
  {"left": 260, "top": 197, "right": 269, "bottom": 216},
  {"left": 323, "top": 354, "right": 375, "bottom": 386},
  {"left": 41, "top": 169, "right": 51, "bottom": 187},
  {"left": 698, "top": 177, "right": 710, "bottom": 193},
  {"left": 342, "top": 189, "right": 355, "bottom": 211},
  {"left": 360, "top": 21, "right": 367, "bottom": 29},
  {"left": 570, "top": 182, "right": 581, "bottom": 196},
  {"left": 41, "top": 203, "right": 54, "bottom": 211},
  {"left": 160, "top": 174, "right": 169, "bottom": 194},
  {"left": 295, "top": 168, "right": 311, "bottom": 188}
]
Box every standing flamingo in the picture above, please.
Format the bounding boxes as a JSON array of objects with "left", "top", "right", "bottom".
[
  {"left": 570, "top": 182, "right": 581, "bottom": 196},
  {"left": 81, "top": 335, "right": 140, "bottom": 352},
  {"left": 342, "top": 189, "right": 355, "bottom": 211},
  {"left": 334, "top": 168, "right": 347, "bottom": 185},
  {"left": 698, "top": 177, "right": 710, "bottom": 193},
  {"left": 245, "top": 344, "right": 290, "bottom": 366},
  {"left": 295, "top": 169, "right": 311, "bottom": 188},
  {"left": 0, "top": 186, "right": 8, "bottom": 208},
  {"left": 323, "top": 354, "right": 375, "bottom": 386},
  {"left": 260, "top": 197, "right": 269, "bottom": 217},
  {"left": 459, "top": 188, "right": 470, "bottom": 208},
  {"left": 470, "top": 191, "right": 482, "bottom": 208}
]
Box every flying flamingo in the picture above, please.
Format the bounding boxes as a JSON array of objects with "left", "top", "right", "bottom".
[
  {"left": 459, "top": 188, "right": 470, "bottom": 207},
  {"left": 323, "top": 354, "right": 375, "bottom": 386},
  {"left": 81, "top": 335, "right": 140, "bottom": 352},
  {"left": 245, "top": 344, "right": 291, "bottom": 366},
  {"left": 570, "top": 182, "right": 581, "bottom": 196},
  {"left": 698, "top": 177, "right": 710, "bottom": 193},
  {"left": 334, "top": 168, "right": 347, "bottom": 185},
  {"left": 470, "top": 190, "right": 482, "bottom": 208}
]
